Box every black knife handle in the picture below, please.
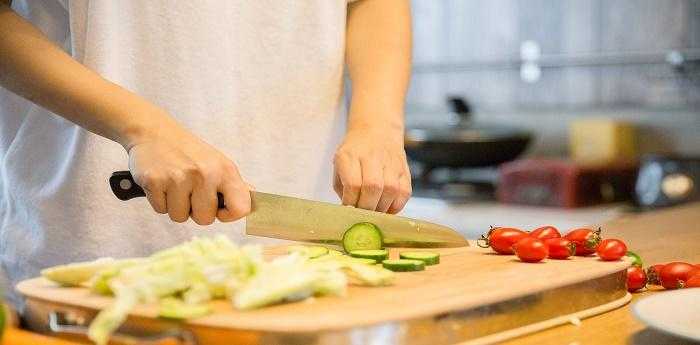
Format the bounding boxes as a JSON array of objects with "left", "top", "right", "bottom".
[{"left": 110, "top": 171, "right": 225, "bottom": 209}]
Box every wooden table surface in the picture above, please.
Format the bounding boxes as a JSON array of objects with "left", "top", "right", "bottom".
[{"left": 502, "top": 202, "right": 700, "bottom": 345}]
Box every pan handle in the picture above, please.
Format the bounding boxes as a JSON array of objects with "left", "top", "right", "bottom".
[{"left": 48, "top": 310, "right": 198, "bottom": 345}]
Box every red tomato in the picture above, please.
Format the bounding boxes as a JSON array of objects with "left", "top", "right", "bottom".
[
  {"left": 646, "top": 264, "right": 665, "bottom": 285},
  {"left": 564, "top": 227, "right": 602, "bottom": 256},
  {"left": 596, "top": 239, "right": 627, "bottom": 261},
  {"left": 686, "top": 274, "right": 700, "bottom": 288},
  {"left": 544, "top": 238, "right": 575, "bottom": 259},
  {"left": 659, "top": 262, "right": 698, "bottom": 289},
  {"left": 626, "top": 266, "right": 647, "bottom": 292},
  {"left": 529, "top": 226, "right": 561, "bottom": 240},
  {"left": 477, "top": 227, "right": 528, "bottom": 254},
  {"left": 512, "top": 237, "right": 549, "bottom": 263}
]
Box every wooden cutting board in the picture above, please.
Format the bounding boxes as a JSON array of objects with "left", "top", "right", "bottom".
[{"left": 17, "top": 244, "right": 631, "bottom": 345}]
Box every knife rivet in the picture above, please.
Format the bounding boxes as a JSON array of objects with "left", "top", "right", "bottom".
[{"left": 119, "top": 179, "right": 133, "bottom": 190}]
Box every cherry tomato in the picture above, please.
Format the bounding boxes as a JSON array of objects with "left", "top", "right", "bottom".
[
  {"left": 544, "top": 238, "right": 575, "bottom": 259},
  {"left": 626, "top": 266, "right": 647, "bottom": 292},
  {"left": 564, "top": 227, "right": 602, "bottom": 256},
  {"left": 686, "top": 274, "right": 700, "bottom": 288},
  {"left": 512, "top": 237, "right": 549, "bottom": 263},
  {"left": 529, "top": 226, "right": 561, "bottom": 240},
  {"left": 596, "top": 239, "right": 627, "bottom": 261},
  {"left": 659, "top": 262, "right": 698, "bottom": 289},
  {"left": 477, "top": 227, "right": 528, "bottom": 254},
  {"left": 646, "top": 264, "right": 665, "bottom": 285}
]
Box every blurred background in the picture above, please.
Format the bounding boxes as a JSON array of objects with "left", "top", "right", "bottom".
[{"left": 400, "top": 0, "right": 700, "bottom": 235}]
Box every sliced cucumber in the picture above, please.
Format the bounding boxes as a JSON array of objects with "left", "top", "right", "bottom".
[
  {"left": 287, "top": 245, "right": 329, "bottom": 258},
  {"left": 342, "top": 222, "right": 383, "bottom": 253},
  {"left": 348, "top": 257, "right": 377, "bottom": 265},
  {"left": 382, "top": 259, "right": 425, "bottom": 272},
  {"left": 349, "top": 249, "right": 389, "bottom": 261},
  {"left": 399, "top": 251, "right": 440, "bottom": 265}
]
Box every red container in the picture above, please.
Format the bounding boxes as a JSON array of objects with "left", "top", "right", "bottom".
[{"left": 497, "top": 159, "right": 638, "bottom": 208}]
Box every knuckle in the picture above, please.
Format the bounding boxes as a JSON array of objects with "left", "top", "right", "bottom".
[
  {"left": 169, "top": 170, "right": 188, "bottom": 185},
  {"left": 345, "top": 181, "right": 361, "bottom": 192},
  {"left": 363, "top": 180, "right": 383, "bottom": 193},
  {"left": 383, "top": 182, "right": 400, "bottom": 195}
]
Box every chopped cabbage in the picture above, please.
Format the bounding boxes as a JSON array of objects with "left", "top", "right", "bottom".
[{"left": 40, "top": 237, "right": 395, "bottom": 345}]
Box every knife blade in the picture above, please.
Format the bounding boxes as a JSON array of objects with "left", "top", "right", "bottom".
[{"left": 109, "top": 171, "right": 468, "bottom": 248}]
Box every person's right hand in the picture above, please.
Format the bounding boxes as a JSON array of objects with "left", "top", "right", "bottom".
[{"left": 127, "top": 125, "right": 251, "bottom": 225}]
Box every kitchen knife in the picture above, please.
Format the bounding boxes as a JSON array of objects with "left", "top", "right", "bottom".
[{"left": 109, "top": 171, "right": 468, "bottom": 248}]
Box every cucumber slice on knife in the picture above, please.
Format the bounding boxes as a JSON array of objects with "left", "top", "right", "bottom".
[
  {"left": 399, "top": 251, "right": 440, "bottom": 265},
  {"left": 342, "top": 222, "right": 383, "bottom": 253},
  {"left": 287, "top": 245, "right": 329, "bottom": 258},
  {"left": 350, "top": 249, "right": 389, "bottom": 261},
  {"left": 382, "top": 259, "right": 425, "bottom": 272}
]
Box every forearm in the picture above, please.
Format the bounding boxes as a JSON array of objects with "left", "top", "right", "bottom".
[
  {"left": 345, "top": 0, "right": 411, "bottom": 138},
  {"left": 0, "top": 5, "right": 178, "bottom": 150}
]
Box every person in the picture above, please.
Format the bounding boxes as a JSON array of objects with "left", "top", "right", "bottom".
[{"left": 0, "top": 0, "right": 412, "bottom": 309}]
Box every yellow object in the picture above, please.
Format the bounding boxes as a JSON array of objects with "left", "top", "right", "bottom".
[{"left": 569, "top": 118, "right": 637, "bottom": 165}]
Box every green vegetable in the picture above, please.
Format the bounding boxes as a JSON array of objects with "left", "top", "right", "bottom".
[
  {"left": 625, "top": 251, "right": 643, "bottom": 267},
  {"left": 399, "top": 251, "right": 440, "bottom": 265},
  {"left": 287, "top": 245, "right": 329, "bottom": 258},
  {"left": 327, "top": 249, "right": 344, "bottom": 256},
  {"left": 347, "top": 258, "right": 377, "bottom": 265},
  {"left": 233, "top": 254, "right": 346, "bottom": 310},
  {"left": 42, "top": 257, "right": 117, "bottom": 286},
  {"left": 382, "top": 259, "right": 425, "bottom": 272},
  {"left": 349, "top": 249, "right": 389, "bottom": 261},
  {"left": 38, "top": 235, "right": 395, "bottom": 345},
  {"left": 158, "top": 297, "right": 212, "bottom": 319},
  {"left": 342, "top": 222, "right": 383, "bottom": 253}
]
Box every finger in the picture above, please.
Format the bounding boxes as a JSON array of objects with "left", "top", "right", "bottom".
[
  {"left": 166, "top": 172, "right": 193, "bottom": 223},
  {"left": 135, "top": 171, "right": 167, "bottom": 214},
  {"left": 388, "top": 163, "right": 412, "bottom": 214},
  {"left": 335, "top": 154, "right": 362, "bottom": 206},
  {"left": 217, "top": 169, "right": 251, "bottom": 222},
  {"left": 376, "top": 166, "right": 400, "bottom": 213},
  {"left": 333, "top": 169, "right": 343, "bottom": 198},
  {"left": 357, "top": 157, "right": 383, "bottom": 211},
  {"left": 144, "top": 189, "right": 167, "bottom": 214},
  {"left": 190, "top": 176, "right": 218, "bottom": 226}
]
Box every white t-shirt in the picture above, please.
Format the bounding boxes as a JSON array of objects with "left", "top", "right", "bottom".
[{"left": 0, "top": 0, "right": 350, "bottom": 306}]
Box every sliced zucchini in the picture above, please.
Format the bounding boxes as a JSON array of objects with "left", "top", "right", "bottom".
[
  {"left": 287, "top": 245, "right": 329, "bottom": 258},
  {"left": 399, "top": 251, "right": 440, "bottom": 265},
  {"left": 349, "top": 249, "right": 389, "bottom": 261},
  {"left": 342, "top": 222, "right": 383, "bottom": 253},
  {"left": 382, "top": 259, "right": 425, "bottom": 272}
]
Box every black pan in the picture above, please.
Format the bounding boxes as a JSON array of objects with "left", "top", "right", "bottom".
[{"left": 405, "top": 97, "right": 532, "bottom": 169}]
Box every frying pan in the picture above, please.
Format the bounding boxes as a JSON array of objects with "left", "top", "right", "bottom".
[{"left": 405, "top": 97, "right": 533, "bottom": 170}]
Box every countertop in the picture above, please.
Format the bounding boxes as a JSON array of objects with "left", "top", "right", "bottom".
[
  {"left": 402, "top": 197, "right": 626, "bottom": 239},
  {"left": 3, "top": 202, "right": 698, "bottom": 345},
  {"left": 502, "top": 201, "right": 700, "bottom": 345}
]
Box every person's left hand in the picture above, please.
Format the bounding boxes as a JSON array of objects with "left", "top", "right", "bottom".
[{"left": 333, "top": 127, "right": 412, "bottom": 214}]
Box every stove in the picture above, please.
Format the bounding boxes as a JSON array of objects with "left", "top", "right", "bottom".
[{"left": 409, "top": 162, "right": 499, "bottom": 202}]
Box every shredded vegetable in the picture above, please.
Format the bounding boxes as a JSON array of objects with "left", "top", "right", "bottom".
[{"left": 41, "top": 236, "right": 394, "bottom": 345}]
